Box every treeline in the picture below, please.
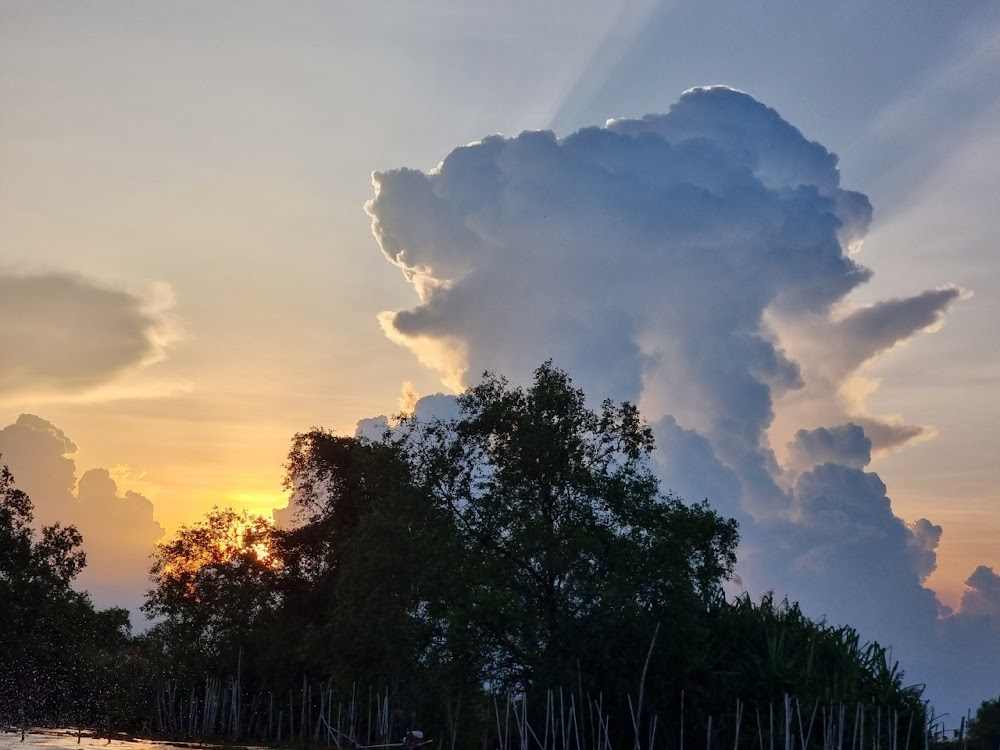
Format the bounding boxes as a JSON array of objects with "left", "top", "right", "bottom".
[
  {"left": 0, "top": 363, "right": 940, "bottom": 747},
  {"left": 0, "top": 464, "right": 141, "bottom": 730}
]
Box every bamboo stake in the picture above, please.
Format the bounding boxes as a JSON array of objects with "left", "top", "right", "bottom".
[
  {"left": 635, "top": 624, "right": 660, "bottom": 750},
  {"left": 803, "top": 698, "right": 820, "bottom": 750},
  {"left": 506, "top": 692, "right": 512, "bottom": 750},
  {"left": 495, "top": 695, "right": 505, "bottom": 750},
  {"left": 545, "top": 690, "right": 552, "bottom": 750},
  {"left": 316, "top": 683, "right": 326, "bottom": 741},
  {"left": 303, "top": 677, "right": 309, "bottom": 744},
  {"left": 571, "top": 697, "right": 581, "bottom": 750},
  {"left": 681, "top": 690, "right": 686, "bottom": 750},
  {"left": 560, "top": 689, "right": 567, "bottom": 750},
  {"left": 327, "top": 683, "right": 334, "bottom": 747},
  {"left": 351, "top": 684, "right": 357, "bottom": 747},
  {"left": 784, "top": 696, "right": 791, "bottom": 750}
]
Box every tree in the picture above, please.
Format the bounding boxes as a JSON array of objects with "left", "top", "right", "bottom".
[
  {"left": 138, "top": 363, "right": 928, "bottom": 747},
  {"left": 278, "top": 431, "right": 456, "bottom": 698},
  {"left": 969, "top": 696, "right": 1000, "bottom": 750},
  {"left": 267, "top": 363, "right": 739, "bottom": 741},
  {"left": 0, "top": 460, "right": 131, "bottom": 727},
  {"left": 144, "top": 507, "right": 278, "bottom": 676},
  {"left": 394, "top": 362, "right": 740, "bottom": 697}
]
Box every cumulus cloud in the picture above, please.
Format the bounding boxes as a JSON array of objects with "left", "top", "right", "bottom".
[
  {"left": 649, "top": 415, "right": 744, "bottom": 520},
  {"left": 908, "top": 518, "right": 944, "bottom": 585},
  {"left": 367, "top": 86, "right": 887, "bottom": 516},
  {"left": 0, "top": 414, "right": 165, "bottom": 623},
  {"left": 787, "top": 423, "right": 872, "bottom": 473},
  {"left": 362, "top": 85, "right": 996, "bottom": 717},
  {"left": 959, "top": 566, "right": 1000, "bottom": 623},
  {"left": 398, "top": 381, "right": 420, "bottom": 415},
  {"left": 772, "top": 285, "right": 965, "bottom": 454},
  {"left": 767, "top": 464, "right": 944, "bottom": 633},
  {"left": 0, "top": 272, "right": 176, "bottom": 401}
]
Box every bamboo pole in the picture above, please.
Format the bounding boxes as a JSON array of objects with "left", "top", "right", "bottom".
[
  {"left": 303, "top": 676, "right": 309, "bottom": 744},
  {"left": 784, "top": 696, "right": 791, "bottom": 750},
  {"left": 681, "top": 691, "right": 686, "bottom": 750}
]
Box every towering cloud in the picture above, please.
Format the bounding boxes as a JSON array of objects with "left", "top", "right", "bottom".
[
  {"left": 365, "top": 86, "right": 994, "bottom": 717},
  {"left": 0, "top": 414, "right": 165, "bottom": 623}
]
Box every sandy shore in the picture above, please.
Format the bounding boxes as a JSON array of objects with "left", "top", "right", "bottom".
[{"left": 0, "top": 729, "right": 243, "bottom": 750}]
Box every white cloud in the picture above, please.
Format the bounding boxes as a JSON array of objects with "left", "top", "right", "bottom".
[{"left": 363, "top": 86, "right": 995, "bottom": 717}]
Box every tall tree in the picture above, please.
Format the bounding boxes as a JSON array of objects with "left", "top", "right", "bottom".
[
  {"left": 0, "top": 460, "right": 131, "bottom": 727},
  {"left": 139, "top": 364, "right": 929, "bottom": 747},
  {"left": 969, "top": 696, "right": 1000, "bottom": 750},
  {"left": 144, "top": 507, "right": 278, "bottom": 676},
  {"left": 395, "top": 362, "right": 740, "bottom": 696},
  {"left": 278, "top": 432, "right": 456, "bottom": 694}
]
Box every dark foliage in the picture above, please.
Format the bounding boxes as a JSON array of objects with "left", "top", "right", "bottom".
[
  {"left": 136, "top": 363, "right": 928, "bottom": 748},
  {"left": 1, "top": 364, "right": 932, "bottom": 746},
  {"left": 969, "top": 696, "right": 1000, "bottom": 750},
  {"left": 0, "top": 460, "right": 140, "bottom": 728}
]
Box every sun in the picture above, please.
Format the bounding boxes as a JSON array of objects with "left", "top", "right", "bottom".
[{"left": 155, "top": 506, "right": 279, "bottom": 588}]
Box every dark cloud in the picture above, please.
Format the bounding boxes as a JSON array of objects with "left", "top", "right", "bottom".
[
  {"left": 849, "top": 418, "right": 928, "bottom": 454},
  {"left": 0, "top": 414, "right": 77, "bottom": 500},
  {"left": 0, "top": 272, "right": 171, "bottom": 399},
  {"left": 750, "top": 464, "right": 945, "bottom": 649},
  {"left": 831, "top": 288, "right": 963, "bottom": 371},
  {"left": 0, "top": 414, "right": 164, "bottom": 623},
  {"left": 650, "top": 415, "right": 744, "bottom": 521},
  {"left": 787, "top": 423, "right": 871, "bottom": 473},
  {"left": 959, "top": 565, "right": 1000, "bottom": 623},
  {"left": 908, "top": 518, "right": 944, "bottom": 585}
]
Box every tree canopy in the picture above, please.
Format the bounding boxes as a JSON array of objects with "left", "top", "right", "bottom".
[
  {"left": 0, "top": 460, "right": 135, "bottom": 728},
  {"left": 132, "top": 362, "right": 931, "bottom": 746},
  {"left": 969, "top": 696, "right": 1000, "bottom": 750},
  {"left": 387, "top": 362, "right": 739, "bottom": 697}
]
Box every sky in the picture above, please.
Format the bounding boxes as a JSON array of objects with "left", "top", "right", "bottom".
[{"left": 2, "top": 0, "right": 1000, "bottom": 721}]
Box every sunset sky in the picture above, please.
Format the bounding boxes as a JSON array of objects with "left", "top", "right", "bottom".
[{"left": 2, "top": 0, "right": 1000, "bottom": 717}]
